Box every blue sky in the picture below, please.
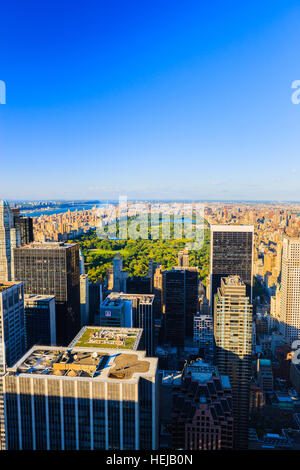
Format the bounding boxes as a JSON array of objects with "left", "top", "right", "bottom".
[{"left": 1, "top": 0, "right": 300, "bottom": 201}]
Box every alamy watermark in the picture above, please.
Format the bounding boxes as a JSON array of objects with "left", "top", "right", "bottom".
[
  {"left": 0, "top": 80, "right": 6, "bottom": 104},
  {"left": 95, "top": 197, "right": 205, "bottom": 250},
  {"left": 292, "top": 341, "right": 300, "bottom": 364},
  {"left": 291, "top": 80, "right": 300, "bottom": 104}
]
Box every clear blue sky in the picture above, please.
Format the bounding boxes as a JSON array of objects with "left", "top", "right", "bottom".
[{"left": 1, "top": 0, "right": 300, "bottom": 201}]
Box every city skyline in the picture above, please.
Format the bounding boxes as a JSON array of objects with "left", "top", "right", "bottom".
[{"left": 1, "top": 1, "right": 300, "bottom": 201}]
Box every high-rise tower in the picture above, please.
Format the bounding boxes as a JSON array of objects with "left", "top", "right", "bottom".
[
  {"left": 210, "top": 225, "right": 254, "bottom": 313},
  {"left": 14, "top": 242, "right": 80, "bottom": 346},
  {"left": 214, "top": 276, "right": 252, "bottom": 449},
  {"left": 0, "top": 201, "right": 20, "bottom": 282},
  {"left": 0, "top": 281, "right": 26, "bottom": 449},
  {"left": 279, "top": 237, "right": 300, "bottom": 344},
  {"left": 162, "top": 268, "right": 198, "bottom": 346}
]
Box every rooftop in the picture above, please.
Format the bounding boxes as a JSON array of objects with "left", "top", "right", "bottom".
[
  {"left": 69, "top": 326, "right": 142, "bottom": 350},
  {"left": 7, "top": 345, "right": 157, "bottom": 382},
  {"left": 24, "top": 294, "right": 55, "bottom": 302},
  {"left": 108, "top": 292, "right": 154, "bottom": 305},
  {"left": 0, "top": 282, "right": 22, "bottom": 293},
  {"left": 160, "top": 370, "right": 182, "bottom": 386},
  {"left": 211, "top": 224, "right": 254, "bottom": 232},
  {"left": 15, "top": 241, "right": 77, "bottom": 249},
  {"left": 223, "top": 275, "right": 244, "bottom": 286}
]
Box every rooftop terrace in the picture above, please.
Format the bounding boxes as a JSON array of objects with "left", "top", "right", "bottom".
[
  {"left": 69, "top": 326, "right": 142, "bottom": 350},
  {"left": 108, "top": 292, "right": 154, "bottom": 305}
]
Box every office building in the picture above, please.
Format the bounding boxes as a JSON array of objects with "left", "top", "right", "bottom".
[
  {"left": 162, "top": 268, "right": 198, "bottom": 347},
  {"left": 12, "top": 210, "right": 34, "bottom": 245},
  {"left": 279, "top": 237, "right": 300, "bottom": 344},
  {"left": 214, "top": 276, "right": 252, "bottom": 449},
  {"left": 193, "top": 313, "right": 214, "bottom": 361},
  {"left": 107, "top": 293, "right": 155, "bottom": 356},
  {"left": 24, "top": 294, "right": 56, "bottom": 349},
  {"left": 153, "top": 266, "right": 163, "bottom": 320},
  {"left": 159, "top": 370, "right": 182, "bottom": 448},
  {"left": 100, "top": 296, "right": 131, "bottom": 327},
  {"left": 178, "top": 249, "right": 189, "bottom": 268},
  {"left": 171, "top": 359, "right": 233, "bottom": 450},
  {"left": 80, "top": 274, "right": 90, "bottom": 326},
  {"left": 107, "top": 254, "right": 128, "bottom": 292},
  {"left": 0, "top": 201, "right": 20, "bottom": 282},
  {"left": 4, "top": 345, "right": 158, "bottom": 450},
  {"left": 126, "top": 277, "right": 151, "bottom": 294},
  {"left": 89, "top": 282, "right": 102, "bottom": 325},
  {"left": 14, "top": 242, "right": 80, "bottom": 346},
  {"left": 257, "top": 358, "right": 273, "bottom": 392},
  {"left": 0, "top": 282, "right": 26, "bottom": 449},
  {"left": 210, "top": 225, "right": 254, "bottom": 313}
]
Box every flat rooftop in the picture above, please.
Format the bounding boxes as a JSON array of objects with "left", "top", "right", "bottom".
[
  {"left": 69, "top": 326, "right": 143, "bottom": 351},
  {"left": 101, "top": 297, "right": 126, "bottom": 308},
  {"left": 0, "top": 282, "right": 22, "bottom": 293},
  {"left": 7, "top": 346, "right": 157, "bottom": 382},
  {"left": 211, "top": 224, "right": 254, "bottom": 232},
  {"left": 24, "top": 294, "right": 55, "bottom": 302},
  {"left": 222, "top": 275, "right": 245, "bottom": 287},
  {"left": 16, "top": 241, "right": 77, "bottom": 249},
  {"left": 108, "top": 292, "right": 154, "bottom": 305}
]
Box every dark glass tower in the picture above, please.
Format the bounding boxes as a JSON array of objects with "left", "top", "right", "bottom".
[
  {"left": 210, "top": 225, "right": 253, "bottom": 313},
  {"left": 13, "top": 242, "right": 80, "bottom": 346},
  {"left": 14, "top": 215, "right": 34, "bottom": 245},
  {"left": 162, "top": 268, "right": 198, "bottom": 347}
]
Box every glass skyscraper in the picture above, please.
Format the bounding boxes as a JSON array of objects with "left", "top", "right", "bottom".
[{"left": 210, "top": 225, "right": 254, "bottom": 313}]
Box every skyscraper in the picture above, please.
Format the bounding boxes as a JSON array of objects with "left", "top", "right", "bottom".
[
  {"left": 4, "top": 345, "right": 158, "bottom": 450},
  {"left": 214, "top": 276, "right": 252, "bottom": 449},
  {"left": 24, "top": 294, "right": 56, "bottom": 349},
  {"left": 80, "top": 274, "right": 90, "bottom": 326},
  {"left": 0, "top": 281, "right": 26, "bottom": 449},
  {"left": 178, "top": 249, "right": 189, "bottom": 268},
  {"left": 126, "top": 277, "right": 151, "bottom": 294},
  {"left": 279, "top": 237, "right": 300, "bottom": 344},
  {"left": 210, "top": 225, "right": 254, "bottom": 313},
  {"left": 171, "top": 359, "right": 233, "bottom": 450},
  {"left": 14, "top": 242, "right": 80, "bottom": 346},
  {"left": 107, "top": 254, "right": 128, "bottom": 292},
  {"left": 89, "top": 281, "right": 103, "bottom": 324},
  {"left": 0, "top": 201, "right": 20, "bottom": 282},
  {"left": 153, "top": 266, "right": 163, "bottom": 320},
  {"left": 106, "top": 293, "right": 155, "bottom": 356},
  {"left": 100, "top": 296, "right": 130, "bottom": 327},
  {"left": 193, "top": 313, "right": 214, "bottom": 362},
  {"left": 12, "top": 210, "right": 34, "bottom": 245},
  {"left": 162, "top": 268, "right": 198, "bottom": 347}
]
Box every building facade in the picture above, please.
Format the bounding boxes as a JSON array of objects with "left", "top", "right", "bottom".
[
  {"left": 14, "top": 242, "right": 80, "bottom": 346},
  {"left": 162, "top": 268, "right": 198, "bottom": 347},
  {"left": 0, "top": 201, "right": 20, "bottom": 282},
  {"left": 214, "top": 276, "right": 252, "bottom": 450},
  {"left": 24, "top": 294, "right": 56, "bottom": 348},
  {"left": 171, "top": 359, "right": 233, "bottom": 450},
  {"left": 279, "top": 237, "right": 300, "bottom": 344},
  {"left": 107, "top": 293, "right": 155, "bottom": 356},
  {"left": 4, "top": 346, "right": 158, "bottom": 450},
  {"left": 0, "top": 282, "right": 26, "bottom": 449},
  {"left": 193, "top": 313, "right": 214, "bottom": 361},
  {"left": 210, "top": 225, "right": 254, "bottom": 313},
  {"left": 80, "top": 274, "right": 90, "bottom": 327}
]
